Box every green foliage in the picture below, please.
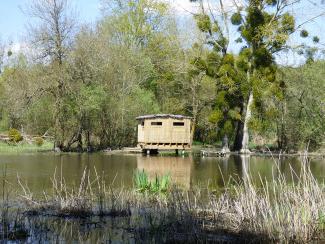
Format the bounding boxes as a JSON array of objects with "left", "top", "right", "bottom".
[
  {"left": 8, "top": 129, "right": 23, "bottom": 143},
  {"left": 228, "top": 109, "right": 241, "bottom": 120},
  {"left": 208, "top": 110, "right": 223, "bottom": 124},
  {"left": 195, "top": 14, "right": 211, "bottom": 33},
  {"left": 277, "top": 61, "right": 325, "bottom": 151},
  {"left": 231, "top": 12, "right": 242, "bottom": 25},
  {"left": 281, "top": 13, "right": 295, "bottom": 33},
  {"left": 134, "top": 170, "right": 170, "bottom": 194},
  {"left": 134, "top": 169, "right": 150, "bottom": 192},
  {"left": 313, "top": 36, "right": 320, "bottom": 43},
  {"left": 235, "top": 37, "right": 243, "bottom": 43},
  {"left": 0, "top": 0, "right": 321, "bottom": 153},
  {"left": 300, "top": 30, "right": 309, "bottom": 38},
  {"left": 266, "top": 0, "right": 277, "bottom": 6},
  {"left": 34, "top": 137, "right": 44, "bottom": 147}
]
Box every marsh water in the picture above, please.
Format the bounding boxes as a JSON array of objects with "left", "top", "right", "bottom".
[
  {"left": 0, "top": 152, "right": 324, "bottom": 193},
  {"left": 0, "top": 152, "right": 324, "bottom": 243}
]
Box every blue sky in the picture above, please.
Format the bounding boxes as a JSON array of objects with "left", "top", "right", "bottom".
[
  {"left": 0, "top": 0, "right": 101, "bottom": 42},
  {"left": 0, "top": 0, "right": 324, "bottom": 66},
  {"left": 1, "top": 0, "right": 324, "bottom": 41}
]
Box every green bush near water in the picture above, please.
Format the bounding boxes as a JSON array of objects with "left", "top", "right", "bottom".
[
  {"left": 34, "top": 137, "right": 44, "bottom": 147},
  {"left": 8, "top": 129, "right": 23, "bottom": 143},
  {"left": 134, "top": 170, "right": 170, "bottom": 194}
]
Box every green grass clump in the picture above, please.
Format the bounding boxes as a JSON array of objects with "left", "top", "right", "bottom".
[
  {"left": 33, "top": 137, "right": 44, "bottom": 147},
  {"left": 192, "top": 141, "right": 203, "bottom": 146},
  {"left": 134, "top": 170, "right": 170, "bottom": 194},
  {"left": 0, "top": 141, "right": 53, "bottom": 153}
]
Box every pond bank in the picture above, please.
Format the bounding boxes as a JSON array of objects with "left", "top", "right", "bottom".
[{"left": 0, "top": 141, "right": 54, "bottom": 153}]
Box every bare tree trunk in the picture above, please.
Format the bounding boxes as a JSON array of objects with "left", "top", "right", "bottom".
[
  {"left": 222, "top": 134, "right": 230, "bottom": 153},
  {"left": 26, "top": 0, "right": 75, "bottom": 151},
  {"left": 234, "top": 62, "right": 253, "bottom": 153},
  {"left": 190, "top": 117, "right": 196, "bottom": 145},
  {"left": 240, "top": 92, "right": 253, "bottom": 154}
]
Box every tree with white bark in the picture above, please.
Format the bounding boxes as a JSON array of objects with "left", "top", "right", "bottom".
[{"left": 191, "top": 0, "right": 311, "bottom": 153}]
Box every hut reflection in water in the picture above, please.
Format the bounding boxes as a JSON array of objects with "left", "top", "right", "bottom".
[
  {"left": 136, "top": 155, "right": 255, "bottom": 189},
  {"left": 136, "top": 155, "right": 192, "bottom": 189}
]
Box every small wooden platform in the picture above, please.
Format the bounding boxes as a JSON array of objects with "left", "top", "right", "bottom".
[{"left": 122, "top": 147, "right": 143, "bottom": 153}]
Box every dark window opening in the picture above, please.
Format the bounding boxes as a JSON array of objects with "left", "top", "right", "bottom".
[
  {"left": 173, "top": 122, "right": 184, "bottom": 126},
  {"left": 141, "top": 121, "right": 144, "bottom": 126},
  {"left": 151, "top": 122, "right": 162, "bottom": 126}
]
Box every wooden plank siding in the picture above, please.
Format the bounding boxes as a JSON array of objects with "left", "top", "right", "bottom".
[{"left": 137, "top": 115, "right": 192, "bottom": 150}]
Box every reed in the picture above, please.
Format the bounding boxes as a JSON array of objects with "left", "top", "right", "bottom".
[
  {"left": 134, "top": 170, "right": 170, "bottom": 194},
  {"left": 1, "top": 166, "right": 28, "bottom": 241},
  {"left": 13, "top": 155, "right": 325, "bottom": 242},
  {"left": 18, "top": 166, "right": 132, "bottom": 218},
  {"left": 0, "top": 141, "right": 53, "bottom": 153}
]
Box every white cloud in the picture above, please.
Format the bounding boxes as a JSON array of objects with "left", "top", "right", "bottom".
[
  {"left": 2, "top": 42, "right": 35, "bottom": 65},
  {"left": 165, "top": 0, "right": 243, "bottom": 15}
]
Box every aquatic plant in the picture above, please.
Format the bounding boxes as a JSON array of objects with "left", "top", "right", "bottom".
[
  {"left": 133, "top": 169, "right": 150, "bottom": 193},
  {"left": 18, "top": 167, "right": 131, "bottom": 218},
  {"left": 1, "top": 167, "right": 28, "bottom": 242},
  {"left": 134, "top": 170, "right": 170, "bottom": 194},
  {"left": 11, "top": 155, "right": 325, "bottom": 242}
]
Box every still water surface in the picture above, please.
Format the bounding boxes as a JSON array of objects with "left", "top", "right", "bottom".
[
  {"left": 0, "top": 153, "right": 324, "bottom": 243},
  {"left": 0, "top": 153, "right": 324, "bottom": 193}
]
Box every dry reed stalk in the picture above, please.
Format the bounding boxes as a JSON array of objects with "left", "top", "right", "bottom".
[{"left": 14, "top": 155, "right": 325, "bottom": 242}]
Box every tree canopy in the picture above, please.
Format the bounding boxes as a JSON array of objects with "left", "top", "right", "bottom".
[{"left": 0, "top": 0, "right": 323, "bottom": 152}]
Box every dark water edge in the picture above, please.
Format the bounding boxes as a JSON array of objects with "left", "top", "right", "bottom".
[{"left": 1, "top": 201, "right": 278, "bottom": 244}]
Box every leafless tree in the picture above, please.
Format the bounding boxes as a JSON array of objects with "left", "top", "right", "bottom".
[
  {"left": 23, "top": 0, "right": 77, "bottom": 149},
  {"left": 24, "top": 0, "right": 76, "bottom": 64}
]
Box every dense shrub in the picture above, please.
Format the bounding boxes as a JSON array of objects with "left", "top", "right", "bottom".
[
  {"left": 34, "top": 137, "right": 44, "bottom": 147},
  {"left": 8, "top": 128, "right": 23, "bottom": 143}
]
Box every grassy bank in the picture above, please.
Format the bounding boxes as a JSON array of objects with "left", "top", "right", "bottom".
[
  {"left": 0, "top": 141, "right": 53, "bottom": 153},
  {"left": 1, "top": 156, "right": 325, "bottom": 242}
]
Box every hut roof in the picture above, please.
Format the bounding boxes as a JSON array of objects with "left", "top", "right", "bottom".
[{"left": 136, "top": 114, "right": 192, "bottom": 120}]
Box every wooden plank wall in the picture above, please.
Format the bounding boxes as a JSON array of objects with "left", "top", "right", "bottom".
[{"left": 137, "top": 118, "right": 191, "bottom": 144}]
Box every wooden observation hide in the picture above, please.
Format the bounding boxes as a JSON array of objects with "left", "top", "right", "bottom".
[{"left": 136, "top": 114, "right": 192, "bottom": 151}]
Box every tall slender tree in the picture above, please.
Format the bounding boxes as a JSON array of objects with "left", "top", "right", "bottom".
[
  {"left": 24, "top": 0, "right": 76, "bottom": 150},
  {"left": 191, "top": 0, "right": 297, "bottom": 152}
]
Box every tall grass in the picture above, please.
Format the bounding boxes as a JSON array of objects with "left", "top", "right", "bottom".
[
  {"left": 13, "top": 155, "right": 325, "bottom": 242},
  {"left": 0, "top": 141, "right": 53, "bottom": 153},
  {"left": 189, "top": 154, "right": 325, "bottom": 242},
  {"left": 18, "top": 167, "right": 132, "bottom": 218},
  {"left": 1, "top": 166, "right": 28, "bottom": 241},
  {"left": 134, "top": 170, "right": 170, "bottom": 194}
]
